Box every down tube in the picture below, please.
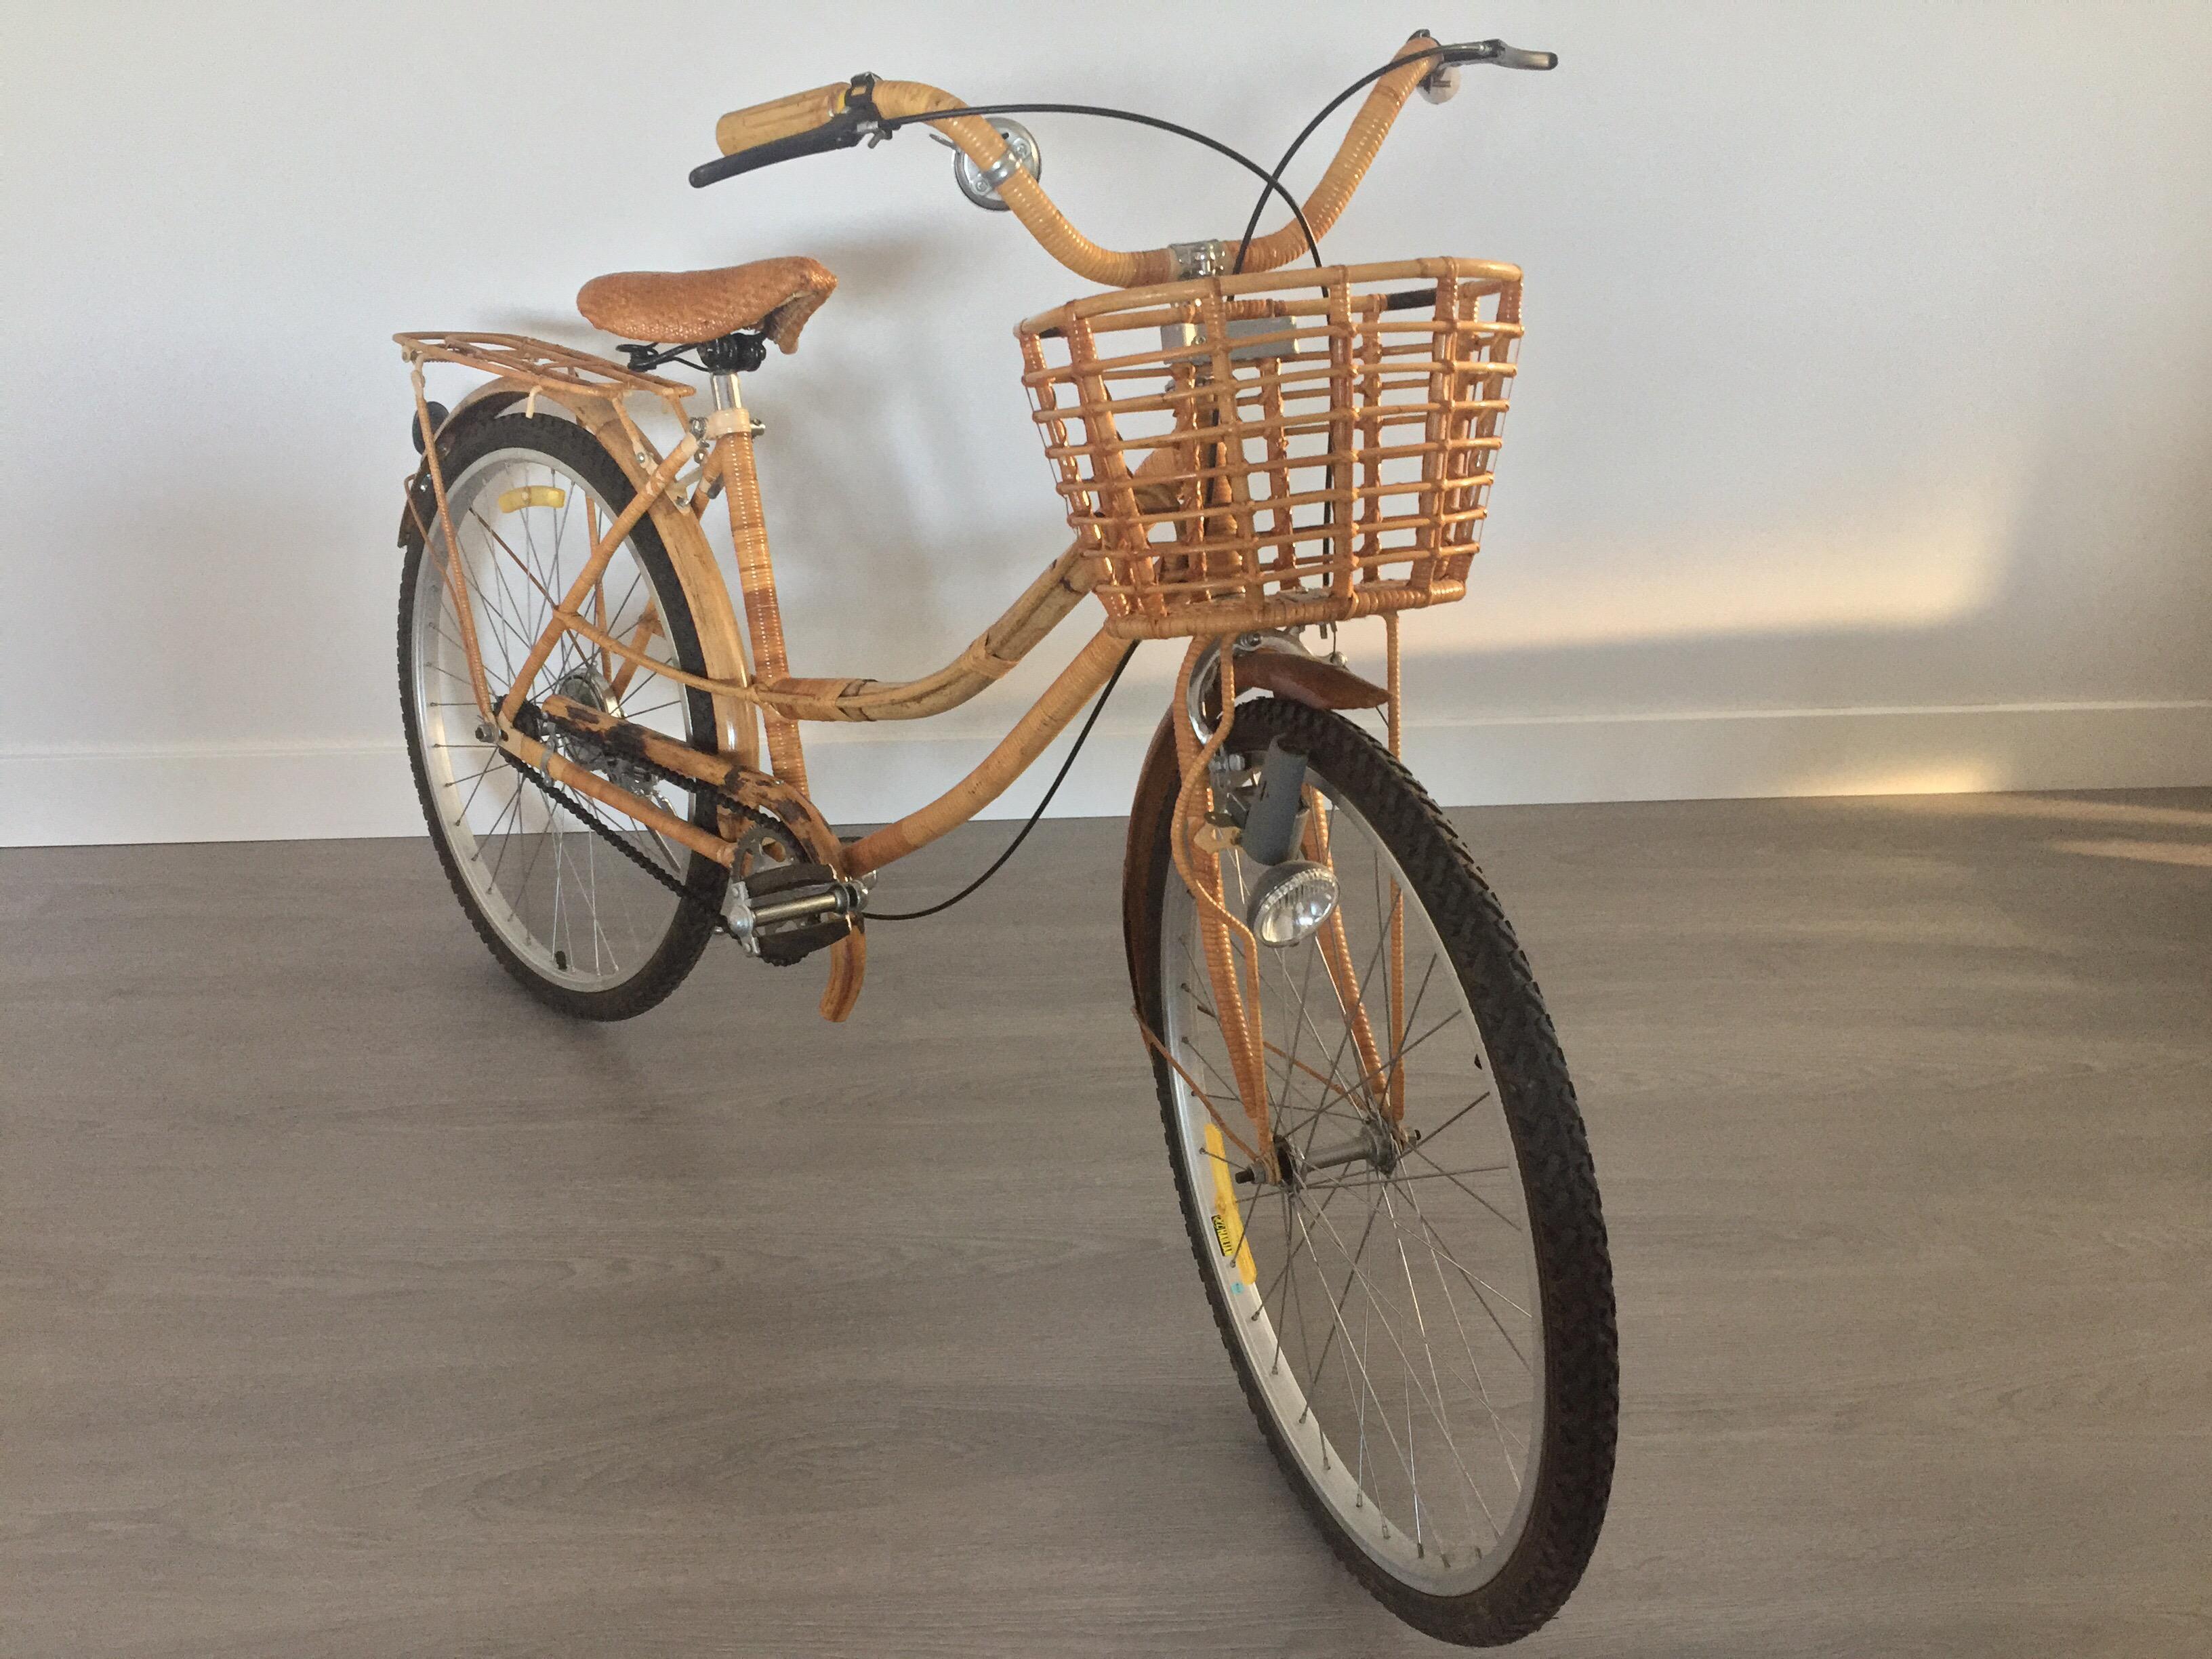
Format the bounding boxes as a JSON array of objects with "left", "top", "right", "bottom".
[{"left": 842, "top": 630, "right": 1128, "bottom": 877}]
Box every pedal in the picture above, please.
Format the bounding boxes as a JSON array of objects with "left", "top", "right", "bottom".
[{"left": 723, "top": 861, "right": 863, "bottom": 966}]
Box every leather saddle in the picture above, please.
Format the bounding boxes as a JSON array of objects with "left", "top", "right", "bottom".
[{"left": 576, "top": 255, "right": 836, "bottom": 354}]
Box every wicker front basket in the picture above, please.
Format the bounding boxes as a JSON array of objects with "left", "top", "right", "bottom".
[{"left": 1016, "top": 258, "right": 1522, "bottom": 640}]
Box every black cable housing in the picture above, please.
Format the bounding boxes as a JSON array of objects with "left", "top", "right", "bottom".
[
  {"left": 867, "top": 642, "right": 1139, "bottom": 922},
  {"left": 878, "top": 103, "right": 1324, "bottom": 270},
  {"left": 1231, "top": 42, "right": 1462, "bottom": 274}
]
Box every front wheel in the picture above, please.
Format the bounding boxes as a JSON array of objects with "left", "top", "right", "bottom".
[{"left": 1126, "top": 698, "right": 1618, "bottom": 1646}]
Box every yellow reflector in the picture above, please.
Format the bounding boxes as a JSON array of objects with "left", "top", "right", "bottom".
[
  {"left": 1204, "top": 1121, "right": 1257, "bottom": 1289},
  {"left": 497, "top": 485, "right": 567, "bottom": 514}
]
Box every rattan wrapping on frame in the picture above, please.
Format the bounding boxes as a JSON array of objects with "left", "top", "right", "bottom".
[{"left": 1016, "top": 258, "right": 1522, "bottom": 640}]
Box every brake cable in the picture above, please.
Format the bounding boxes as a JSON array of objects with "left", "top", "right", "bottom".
[
  {"left": 700, "top": 65, "right": 1483, "bottom": 921},
  {"left": 1232, "top": 41, "right": 1477, "bottom": 274},
  {"left": 534, "top": 51, "right": 1537, "bottom": 935},
  {"left": 506, "top": 649, "right": 1137, "bottom": 930},
  {"left": 867, "top": 642, "right": 1137, "bottom": 921},
  {"left": 879, "top": 52, "right": 1519, "bottom": 922},
  {"left": 862, "top": 79, "right": 1420, "bottom": 920},
  {"left": 875, "top": 103, "right": 1324, "bottom": 270}
]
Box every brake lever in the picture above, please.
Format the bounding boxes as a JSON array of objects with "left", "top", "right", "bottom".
[
  {"left": 1419, "top": 39, "right": 1559, "bottom": 104},
  {"left": 689, "top": 74, "right": 889, "bottom": 188}
]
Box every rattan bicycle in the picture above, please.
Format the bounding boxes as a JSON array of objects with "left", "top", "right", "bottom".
[{"left": 393, "top": 32, "right": 1615, "bottom": 1646}]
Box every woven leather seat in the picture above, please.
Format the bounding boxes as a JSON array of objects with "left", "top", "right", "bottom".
[{"left": 575, "top": 256, "right": 836, "bottom": 354}]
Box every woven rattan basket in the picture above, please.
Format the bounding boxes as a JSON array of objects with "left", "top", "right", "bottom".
[{"left": 1017, "top": 258, "right": 1522, "bottom": 640}]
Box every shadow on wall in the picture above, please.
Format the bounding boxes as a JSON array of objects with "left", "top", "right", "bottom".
[
  {"left": 16, "top": 0, "right": 2212, "bottom": 844},
  {"left": 389, "top": 192, "right": 2212, "bottom": 821},
  {"left": 468, "top": 222, "right": 1082, "bottom": 691},
  {"left": 1399, "top": 276, "right": 2212, "bottom": 798}
]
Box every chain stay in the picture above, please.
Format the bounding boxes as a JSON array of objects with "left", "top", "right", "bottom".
[
  {"left": 495, "top": 750, "right": 737, "bottom": 934},
  {"left": 497, "top": 701, "right": 836, "bottom": 964}
]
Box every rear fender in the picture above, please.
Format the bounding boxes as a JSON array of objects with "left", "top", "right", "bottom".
[
  {"left": 395, "top": 373, "right": 758, "bottom": 773},
  {"left": 395, "top": 382, "right": 531, "bottom": 548}
]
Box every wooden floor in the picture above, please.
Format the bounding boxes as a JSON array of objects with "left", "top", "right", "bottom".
[{"left": 4, "top": 790, "right": 2208, "bottom": 1658}]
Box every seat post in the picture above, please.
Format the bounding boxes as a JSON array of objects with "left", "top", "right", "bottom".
[{"left": 708, "top": 367, "right": 808, "bottom": 793}]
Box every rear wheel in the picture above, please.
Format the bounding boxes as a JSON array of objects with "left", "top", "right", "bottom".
[
  {"left": 398, "top": 413, "right": 726, "bottom": 1020},
  {"left": 1127, "top": 698, "right": 1617, "bottom": 1645}
]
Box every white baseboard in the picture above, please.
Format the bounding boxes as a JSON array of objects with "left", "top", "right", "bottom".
[
  {"left": 4, "top": 701, "right": 2207, "bottom": 848},
  {"left": 1395, "top": 699, "right": 2212, "bottom": 807},
  {"left": 0, "top": 743, "right": 430, "bottom": 848}
]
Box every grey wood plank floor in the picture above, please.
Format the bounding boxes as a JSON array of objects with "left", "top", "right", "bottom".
[{"left": 3, "top": 790, "right": 2208, "bottom": 1658}]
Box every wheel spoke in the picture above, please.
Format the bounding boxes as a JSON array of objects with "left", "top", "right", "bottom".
[
  {"left": 1156, "top": 732, "right": 1565, "bottom": 1593},
  {"left": 407, "top": 442, "right": 705, "bottom": 998}
]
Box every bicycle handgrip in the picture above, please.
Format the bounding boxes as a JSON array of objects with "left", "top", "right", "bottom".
[
  {"left": 714, "top": 83, "right": 851, "bottom": 157},
  {"left": 691, "top": 121, "right": 867, "bottom": 188}
]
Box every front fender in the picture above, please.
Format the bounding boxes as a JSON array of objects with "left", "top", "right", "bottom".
[{"left": 1122, "top": 709, "right": 1183, "bottom": 1007}]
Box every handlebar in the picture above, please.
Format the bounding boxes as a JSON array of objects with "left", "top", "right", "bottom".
[
  {"left": 690, "top": 77, "right": 884, "bottom": 187},
  {"left": 1233, "top": 33, "right": 1450, "bottom": 279},
  {"left": 693, "top": 33, "right": 1553, "bottom": 289}
]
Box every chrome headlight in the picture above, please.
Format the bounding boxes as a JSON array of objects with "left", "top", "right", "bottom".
[{"left": 1244, "top": 859, "right": 1339, "bottom": 948}]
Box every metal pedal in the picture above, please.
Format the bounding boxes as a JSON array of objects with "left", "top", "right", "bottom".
[{"left": 724, "top": 861, "right": 863, "bottom": 966}]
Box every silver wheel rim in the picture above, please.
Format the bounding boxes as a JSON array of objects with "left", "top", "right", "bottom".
[
  {"left": 1161, "top": 776, "right": 1544, "bottom": 1595},
  {"left": 407, "top": 445, "right": 703, "bottom": 991}
]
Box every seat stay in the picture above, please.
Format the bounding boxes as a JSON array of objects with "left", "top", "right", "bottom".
[
  {"left": 493, "top": 432, "right": 699, "bottom": 728},
  {"left": 403, "top": 336, "right": 1103, "bottom": 729},
  {"left": 398, "top": 326, "right": 1130, "bottom": 1023}
]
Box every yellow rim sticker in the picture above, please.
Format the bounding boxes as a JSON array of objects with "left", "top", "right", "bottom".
[
  {"left": 497, "top": 485, "right": 567, "bottom": 514},
  {"left": 1203, "top": 1121, "right": 1257, "bottom": 1289}
]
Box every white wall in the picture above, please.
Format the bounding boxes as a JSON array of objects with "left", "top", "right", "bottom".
[{"left": 4, "top": 1, "right": 2208, "bottom": 846}]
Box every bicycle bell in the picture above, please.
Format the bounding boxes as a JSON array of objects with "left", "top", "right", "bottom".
[{"left": 953, "top": 119, "right": 1042, "bottom": 211}]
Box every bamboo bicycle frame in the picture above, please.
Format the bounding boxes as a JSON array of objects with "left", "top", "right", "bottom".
[
  {"left": 398, "top": 331, "right": 1135, "bottom": 1023},
  {"left": 396, "top": 24, "right": 1452, "bottom": 1115},
  {"left": 396, "top": 335, "right": 1412, "bottom": 1177}
]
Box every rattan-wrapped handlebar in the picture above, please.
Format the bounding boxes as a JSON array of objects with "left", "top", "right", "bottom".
[
  {"left": 869, "top": 81, "right": 1180, "bottom": 287},
  {"left": 710, "top": 33, "right": 1441, "bottom": 289},
  {"left": 1233, "top": 34, "right": 1438, "bottom": 274}
]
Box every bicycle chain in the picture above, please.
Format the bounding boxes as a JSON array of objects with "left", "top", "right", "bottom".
[
  {"left": 497, "top": 703, "right": 867, "bottom": 968},
  {"left": 497, "top": 710, "right": 836, "bottom": 966},
  {"left": 496, "top": 749, "right": 739, "bottom": 936}
]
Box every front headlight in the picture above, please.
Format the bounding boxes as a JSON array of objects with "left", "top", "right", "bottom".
[{"left": 1244, "top": 859, "right": 1340, "bottom": 948}]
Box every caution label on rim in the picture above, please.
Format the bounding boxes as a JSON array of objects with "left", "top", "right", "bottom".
[{"left": 1203, "top": 1121, "right": 1257, "bottom": 1289}]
